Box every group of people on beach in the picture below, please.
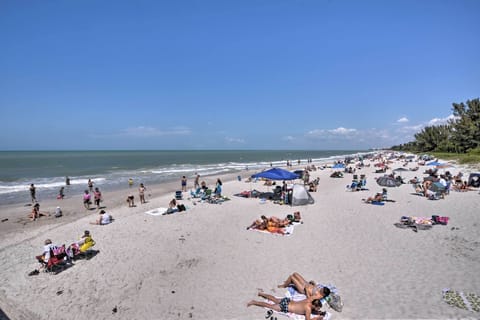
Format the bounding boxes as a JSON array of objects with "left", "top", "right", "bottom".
[{"left": 32, "top": 230, "right": 96, "bottom": 274}]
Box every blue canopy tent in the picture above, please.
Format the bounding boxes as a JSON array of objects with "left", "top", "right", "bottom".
[
  {"left": 332, "top": 163, "right": 345, "bottom": 170},
  {"left": 251, "top": 167, "right": 299, "bottom": 180}
]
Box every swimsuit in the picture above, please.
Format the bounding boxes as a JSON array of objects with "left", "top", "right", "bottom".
[{"left": 279, "top": 297, "right": 290, "bottom": 313}]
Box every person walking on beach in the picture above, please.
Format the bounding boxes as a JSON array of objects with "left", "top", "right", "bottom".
[
  {"left": 66, "top": 176, "right": 70, "bottom": 186},
  {"left": 93, "top": 187, "right": 102, "bottom": 209},
  {"left": 87, "top": 179, "right": 94, "bottom": 192},
  {"left": 29, "top": 184, "right": 37, "bottom": 203},
  {"left": 181, "top": 176, "right": 187, "bottom": 192},
  {"left": 194, "top": 174, "right": 200, "bottom": 189},
  {"left": 139, "top": 183, "right": 147, "bottom": 204}
]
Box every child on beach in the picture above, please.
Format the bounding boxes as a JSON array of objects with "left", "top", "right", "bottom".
[
  {"left": 83, "top": 190, "right": 91, "bottom": 209},
  {"left": 29, "top": 203, "right": 49, "bottom": 221},
  {"left": 247, "top": 291, "right": 325, "bottom": 320},
  {"left": 126, "top": 194, "right": 135, "bottom": 207}
]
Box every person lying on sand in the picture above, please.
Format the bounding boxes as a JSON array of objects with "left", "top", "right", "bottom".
[
  {"left": 247, "top": 291, "right": 326, "bottom": 320},
  {"left": 246, "top": 212, "right": 302, "bottom": 234},
  {"left": 278, "top": 272, "right": 331, "bottom": 300}
]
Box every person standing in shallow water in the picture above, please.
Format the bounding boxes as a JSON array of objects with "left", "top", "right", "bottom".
[{"left": 29, "top": 184, "right": 36, "bottom": 203}]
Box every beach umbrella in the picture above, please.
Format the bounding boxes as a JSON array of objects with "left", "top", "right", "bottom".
[
  {"left": 376, "top": 176, "right": 401, "bottom": 187},
  {"left": 429, "top": 182, "right": 446, "bottom": 193},
  {"left": 251, "top": 167, "right": 299, "bottom": 180}
]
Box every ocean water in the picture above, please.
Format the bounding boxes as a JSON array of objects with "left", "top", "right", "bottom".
[{"left": 0, "top": 150, "right": 368, "bottom": 205}]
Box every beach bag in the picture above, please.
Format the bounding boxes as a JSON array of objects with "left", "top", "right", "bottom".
[
  {"left": 325, "top": 292, "right": 343, "bottom": 312},
  {"left": 432, "top": 215, "right": 449, "bottom": 225},
  {"left": 437, "top": 216, "right": 449, "bottom": 225}
]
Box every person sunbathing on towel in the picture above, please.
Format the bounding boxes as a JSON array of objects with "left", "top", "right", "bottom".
[
  {"left": 247, "top": 291, "right": 326, "bottom": 320},
  {"left": 278, "top": 272, "right": 331, "bottom": 301},
  {"left": 363, "top": 192, "right": 383, "bottom": 203},
  {"left": 247, "top": 214, "right": 298, "bottom": 234}
]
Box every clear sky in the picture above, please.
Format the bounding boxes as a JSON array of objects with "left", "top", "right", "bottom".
[{"left": 1, "top": 0, "right": 479, "bottom": 151}]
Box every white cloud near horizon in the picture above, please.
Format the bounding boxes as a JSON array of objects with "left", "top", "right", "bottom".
[
  {"left": 306, "top": 127, "right": 358, "bottom": 139},
  {"left": 224, "top": 136, "right": 245, "bottom": 144},
  {"left": 122, "top": 126, "right": 191, "bottom": 137},
  {"left": 397, "top": 117, "right": 409, "bottom": 123}
]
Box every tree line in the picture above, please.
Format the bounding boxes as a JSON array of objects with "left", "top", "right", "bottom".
[{"left": 390, "top": 98, "right": 480, "bottom": 154}]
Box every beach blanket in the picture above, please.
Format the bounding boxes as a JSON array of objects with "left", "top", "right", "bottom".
[
  {"left": 145, "top": 208, "right": 168, "bottom": 216},
  {"left": 443, "top": 288, "right": 480, "bottom": 312},
  {"left": 248, "top": 222, "right": 300, "bottom": 236}
]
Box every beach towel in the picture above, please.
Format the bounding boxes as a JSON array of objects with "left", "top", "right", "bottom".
[
  {"left": 443, "top": 289, "right": 480, "bottom": 312},
  {"left": 371, "top": 201, "right": 384, "bottom": 206},
  {"left": 145, "top": 208, "right": 168, "bottom": 216}
]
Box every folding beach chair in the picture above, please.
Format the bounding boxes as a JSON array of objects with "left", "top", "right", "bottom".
[{"left": 175, "top": 190, "right": 183, "bottom": 200}]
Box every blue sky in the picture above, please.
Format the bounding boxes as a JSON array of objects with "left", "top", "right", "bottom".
[{"left": 1, "top": 0, "right": 479, "bottom": 150}]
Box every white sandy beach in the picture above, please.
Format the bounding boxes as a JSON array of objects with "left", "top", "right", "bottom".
[{"left": 1, "top": 158, "right": 479, "bottom": 320}]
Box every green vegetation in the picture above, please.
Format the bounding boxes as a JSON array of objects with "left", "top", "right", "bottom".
[
  {"left": 429, "top": 149, "right": 480, "bottom": 164},
  {"left": 391, "top": 98, "right": 480, "bottom": 163}
]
